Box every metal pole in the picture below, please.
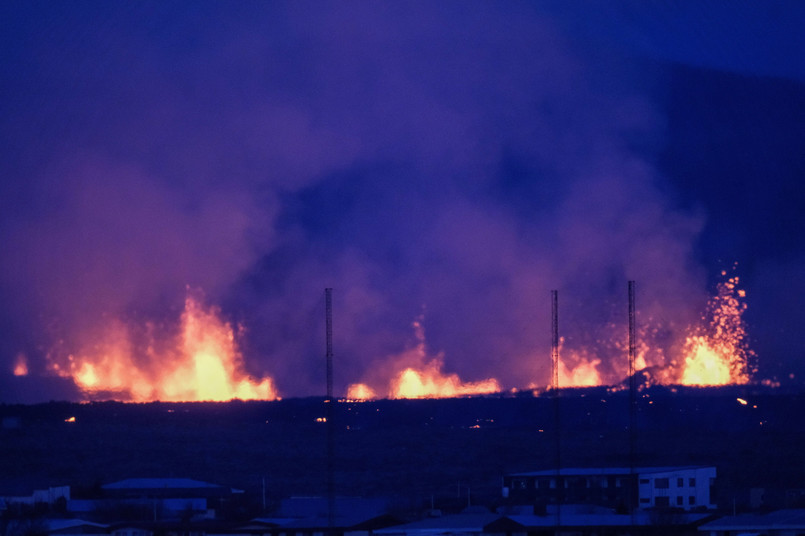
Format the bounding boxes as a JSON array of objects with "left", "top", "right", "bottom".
[
  {"left": 325, "top": 288, "right": 335, "bottom": 534},
  {"left": 628, "top": 281, "right": 637, "bottom": 522},
  {"left": 551, "top": 290, "right": 561, "bottom": 533}
]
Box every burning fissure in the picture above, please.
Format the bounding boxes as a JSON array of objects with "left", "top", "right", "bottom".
[{"left": 38, "top": 270, "right": 753, "bottom": 402}]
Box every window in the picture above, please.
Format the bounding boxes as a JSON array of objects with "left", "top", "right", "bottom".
[
  {"left": 689, "top": 478, "right": 696, "bottom": 487},
  {"left": 676, "top": 496, "right": 683, "bottom": 506},
  {"left": 656, "top": 496, "right": 670, "bottom": 507},
  {"left": 655, "top": 478, "right": 670, "bottom": 489},
  {"left": 689, "top": 496, "right": 696, "bottom": 505},
  {"left": 639, "top": 479, "right": 649, "bottom": 484},
  {"left": 677, "top": 478, "right": 684, "bottom": 487},
  {"left": 639, "top": 498, "right": 650, "bottom": 504}
]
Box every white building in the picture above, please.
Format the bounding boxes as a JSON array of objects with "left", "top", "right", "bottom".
[
  {"left": 636, "top": 466, "right": 716, "bottom": 510},
  {"left": 503, "top": 466, "right": 717, "bottom": 511}
]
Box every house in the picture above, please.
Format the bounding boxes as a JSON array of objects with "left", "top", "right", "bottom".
[{"left": 503, "top": 466, "right": 717, "bottom": 511}]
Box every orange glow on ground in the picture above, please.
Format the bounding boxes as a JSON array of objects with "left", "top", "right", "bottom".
[
  {"left": 678, "top": 273, "right": 751, "bottom": 386},
  {"left": 47, "top": 295, "right": 278, "bottom": 402}
]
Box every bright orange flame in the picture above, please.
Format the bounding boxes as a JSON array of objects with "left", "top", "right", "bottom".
[
  {"left": 679, "top": 272, "right": 751, "bottom": 386},
  {"left": 346, "top": 383, "right": 377, "bottom": 401},
  {"left": 347, "top": 316, "right": 501, "bottom": 400},
  {"left": 558, "top": 355, "right": 601, "bottom": 387},
  {"left": 65, "top": 416, "right": 76, "bottom": 423},
  {"left": 47, "top": 295, "right": 278, "bottom": 402},
  {"left": 391, "top": 359, "right": 500, "bottom": 399},
  {"left": 13, "top": 353, "right": 28, "bottom": 376}
]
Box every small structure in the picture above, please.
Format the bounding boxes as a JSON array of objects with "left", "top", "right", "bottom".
[
  {"left": 503, "top": 466, "right": 717, "bottom": 511},
  {"left": 0, "top": 485, "right": 71, "bottom": 512}
]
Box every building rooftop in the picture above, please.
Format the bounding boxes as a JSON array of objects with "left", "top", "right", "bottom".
[
  {"left": 103, "top": 478, "right": 224, "bottom": 490},
  {"left": 508, "top": 466, "right": 714, "bottom": 477},
  {"left": 700, "top": 509, "right": 805, "bottom": 531}
]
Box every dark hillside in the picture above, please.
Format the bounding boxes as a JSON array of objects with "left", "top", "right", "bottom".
[{"left": 1, "top": 385, "right": 803, "bottom": 512}]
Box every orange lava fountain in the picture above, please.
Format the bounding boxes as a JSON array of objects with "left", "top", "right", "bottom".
[
  {"left": 12, "top": 353, "right": 28, "bottom": 376},
  {"left": 678, "top": 271, "right": 752, "bottom": 386},
  {"left": 558, "top": 354, "right": 602, "bottom": 387},
  {"left": 47, "top": 295, "right": 277, "bottom": 401},
  {"left": 347, "top": 317, "right": 501, "bottom": 400}
]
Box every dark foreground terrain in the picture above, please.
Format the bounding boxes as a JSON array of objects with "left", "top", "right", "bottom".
[{"left": 1, "top": 385, "right": 803, "bottom": 513}]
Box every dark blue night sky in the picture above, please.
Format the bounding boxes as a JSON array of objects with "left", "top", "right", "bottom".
[{"left": 0, "top": 2, "right": 803, "bottom": 402}]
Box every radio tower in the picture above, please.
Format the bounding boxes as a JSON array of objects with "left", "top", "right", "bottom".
[
  {"left": 551, "top": 290, "right": 559, "bottom": 391},
  {"left": 551, "top": 290, "right": 561, "bottom": 532},
  {"left": 628, "top": 280, "right": 637, "bottom": 516},
  {"left": 324, "top": 288, "right": 335, "bottom": 534}
]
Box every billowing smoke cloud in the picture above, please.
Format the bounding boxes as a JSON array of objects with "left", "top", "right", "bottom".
[{"left": 0, "top": 2, "right": 729, "bottom": 400}]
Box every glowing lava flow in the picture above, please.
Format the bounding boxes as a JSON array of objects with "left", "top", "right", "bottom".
[
  {"left": 47, "top": 296, "right": 277, "bottom": 402},
  {"left": 679, "top": 272, "right": 752, "bottom": 386},
  {"left": 347, "top": 317, "right": 501, "bottom": 400}
]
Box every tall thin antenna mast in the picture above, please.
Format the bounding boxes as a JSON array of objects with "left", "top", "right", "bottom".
[
  {"left": 551, "top": 290, "right": 559, "bottom": 391},
  {"left": 326, "top": 288, "right": 334, "bottom": 402},
  {"left": 324, "top": 288, "right": 335, "bottom": 534},
  {"left": 628, "top": 280, "right": 637, "bottom": 516},
  {"left": 551, "top": 290, "right": 561, "bottom": 532}
]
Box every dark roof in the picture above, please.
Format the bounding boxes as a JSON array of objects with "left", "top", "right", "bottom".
[
  {"left": 276, "top": 496, "right": 388, "bottom": 519},
  {"left": 375, "top": 512, "right": 502, "bottom": 534},
  {"left": 507, "top": 466, "right": 715, "bottom": 477},
  {"left": 494, "top": 511, "right": 710, "bottom": 528},
  {"left": 103, "top": 478, "right": 223, "bottom": 490},
  {"left": 701, "top": 509, "right": 805, "bottom": 530}
]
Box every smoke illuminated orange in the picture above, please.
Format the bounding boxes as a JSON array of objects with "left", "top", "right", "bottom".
[
  {"left": 47, "top": 295, "right": 277, "bottom": 401},
  {"left": 678, "top": 272, "right": 751, "bottom": 386}
]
